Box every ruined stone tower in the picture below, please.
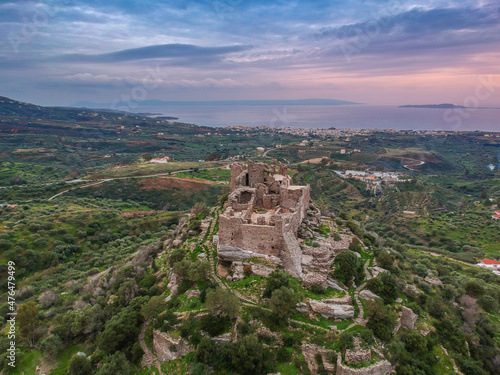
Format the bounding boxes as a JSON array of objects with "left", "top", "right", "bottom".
[{"left": 217, "top": 161, "right": 310, "bottom": 277}]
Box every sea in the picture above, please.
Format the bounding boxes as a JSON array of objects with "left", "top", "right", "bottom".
[{"left": 138, "top": 105, "right": 499, "bottom": 132}]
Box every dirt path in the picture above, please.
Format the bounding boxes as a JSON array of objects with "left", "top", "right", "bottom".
[
  {"left": 364, "top": 259, "right": 372, "bottom": 280},
  {"left": 401, "top": 158, "right": 425, "bottom": 171},
  {"left": 344, "top": 260, "right": 371, "bottom": 330},
  {"left": 139, "top": 321, "right": 163, "bottom": 375},
  {"left": 420, "top": 250, "right": 478, "bottom": 268},
  {"left": 48, "top": 180, "right": 106, "bottom": 201}
]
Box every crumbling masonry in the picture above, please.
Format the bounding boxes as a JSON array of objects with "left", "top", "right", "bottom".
[{"left": 217, "top": 161, "right": 310, "bottom": 277}]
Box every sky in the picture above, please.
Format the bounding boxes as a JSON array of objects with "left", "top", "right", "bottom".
[{"left": 1, "top": 0, "right": 500, "bottom": 106}]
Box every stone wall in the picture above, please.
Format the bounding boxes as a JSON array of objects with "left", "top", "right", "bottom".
[
  {"left": 218, "top": 161, "right": 310, "bottom": 277},
  {"left": 302, "top": 344, "right": 335, "bottom": 375},
  {"left": 153, "top": 330, "right": 193, "bottom": 362},
  {"left": 282, "top": 229, "right": 303, "bottom": 278},
  {"left": 336, "top": 356, "right": 395, "bottom": 375},
  {"left": 219, "top": 217, "right": 284, "bottom": 258},
  {"left": 230, "top": 163, "right": 245, "bottom": 191},
  {"left": 302, "top": 271, "right": 328, "bottom": 288},
  {"left": 345, "top": 348, "right": 371, "bottom": 365},
  {"left": 248, "top": 161, "right": 268, "bottom": 187}
]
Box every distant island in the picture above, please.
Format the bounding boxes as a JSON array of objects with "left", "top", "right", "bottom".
[
  {"left": 399, "top": 103, "right": 466, "bottom": 109},
  {"left": 73, "top": 98, "right": 360, "bottom": 109},
  {"left": 154, "top": 115, "right": 179, "bottom": 120}
]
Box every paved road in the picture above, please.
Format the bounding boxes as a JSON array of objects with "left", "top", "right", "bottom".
[
  {"left": 262, "top": 148, "right": 274, "bottom": 158},
  {"left": 262, "top": 147, "right": 290, "bottom": 164}
]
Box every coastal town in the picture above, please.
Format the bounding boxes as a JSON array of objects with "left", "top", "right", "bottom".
[{"left": 226, "top": 125, "right": 500, "bottom": 140}]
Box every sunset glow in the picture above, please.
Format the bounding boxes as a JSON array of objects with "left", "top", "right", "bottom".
[{"left": 1, "top": 1, "right": 499, "bottom": 106}]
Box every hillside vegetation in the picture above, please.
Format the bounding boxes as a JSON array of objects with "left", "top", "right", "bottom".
[{"left": 0, "top": 97, "right": 499, "bottom": 374}]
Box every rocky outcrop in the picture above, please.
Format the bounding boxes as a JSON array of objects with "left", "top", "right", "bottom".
[
  {"left": 255, "top": 326, "right": 282, "bottom": 346},
  {"left": 323, "top": 295, "right": 352, "bottom": 305},
  {"left": 400, "top": 307, "right": 418, "bottom": 330},
  {"left": 424, "top": 276, "right": 443, "bottom": 286},
  {"left": 217, "top": 263, "right": 229, "bottom": 278},
  {"left": 296, "top": 303, "right": 310, "bottom": 314},
  {"left": 153, "top": 330, "right": 193, "bottom": 362},
  {"left": 217, "top": 245, "right": 254, "bottom": 262},
  {"left": 218, "top": 245, "right": 283, "bottom": 268},
  {"left": 212, "top": 333, "right": 232, "bottom": 343},
  {"left": 166, "top": 272, "right": 180, "bottom": 300},
  {"left": 326, "top": 278, "right": 345, "bottom": 291},
  {"left": 307, "top": 299, "right": 355, "bottom": 320},
  {"left": 250, "top": 263, "right": 274, "bottom": 277},
  {"left": 368, "top": 266, "right": 387, "bottom": 278},
  {"left": 185, "top": 289, "right": 200, "bottom": 299},
  {"left": 404, "top": 284, "right": 420, "bottom": 296},
  {"left": 337, "top": 356, "right": 395, "bottom": 375},
  {"left": 298, "top": 204, "right": 321, "bottom": 239},
  {"left": 301, "top": 237, "right": 337, "bottom": 274},
  {"left": 331, "top": 233, "right": 352, "bottom": 253},
  {"left": 360, "top": 289, "right": 381, "bottom": 301},
  {"left": 172, "top": 239, "right": 183, "bottom": 248},
  {"left": 228, "top": 261, "right": 245, "bottom": 282},
  {"left": 393, "top": 306, "right": 418, "bottom": 334}
]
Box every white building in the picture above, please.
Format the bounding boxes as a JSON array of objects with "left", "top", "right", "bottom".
[
  {"left": 150, "top": 156, "right": 170, "bottom": 163},
  {"left": 477, "top": 259, "right": 500, "bottom": 270}
]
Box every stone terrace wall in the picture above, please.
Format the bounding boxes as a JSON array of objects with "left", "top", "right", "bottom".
[
  {"left": 153, "top": 330, "right": 193, "bottom": 362},
  {"left": 336, "top": 356, "right": 394, "bottom": 375}
]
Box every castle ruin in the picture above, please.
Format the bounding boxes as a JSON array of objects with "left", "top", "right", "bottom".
[{"left": 217, "top": 161, "right": 310, "bottom": 277}]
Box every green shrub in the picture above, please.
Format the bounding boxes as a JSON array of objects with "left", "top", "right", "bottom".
[
  {"left": 310, "top": 283, "right": 326, "bottom": 295},
  {"left": 263, "top": 269, "right": 291, "bottom": 298}
]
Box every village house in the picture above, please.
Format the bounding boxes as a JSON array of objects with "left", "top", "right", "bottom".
[
  {"left": 150, "top": 156, "right": 170, "bottom": 163},
  {"left": 477, "top": 259, "right": 500, "bottom": 270},
  {"left": 298, "top": 140, "right": 308, "bottom": 146}
]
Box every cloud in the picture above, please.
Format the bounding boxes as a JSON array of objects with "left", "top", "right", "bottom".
[
  {"left": 60, "top": 73, "right": 138, "bottom": 87},
  {"left": 54, "top": 43, "right": 252, "bottom": 63},
  {"left": 2, "top": 0, "right": 500, "bottom": 105},
  {"left": 313, "top": 4, "right": 500, "bottom": 41},
  {"left": 43, "top": 73, "right": 263, "bottom": 89},
  {"left": 171, "top": 78, "right": 257, "bottom": 88}
]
